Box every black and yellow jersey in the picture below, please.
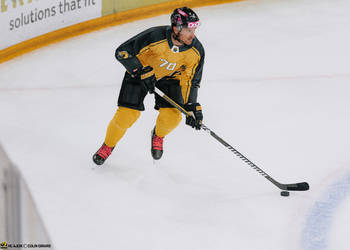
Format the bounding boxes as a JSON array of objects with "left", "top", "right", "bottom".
[{"left": 115, "top": 25, "right": 205, "bottom": 103}]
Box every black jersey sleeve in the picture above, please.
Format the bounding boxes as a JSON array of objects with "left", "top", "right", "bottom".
[
  {"left": 188, "top": 40, "right": 205, "bottom": 103},
  {"left": 115, "top": 26, "right": 167, "bottom": 74}
]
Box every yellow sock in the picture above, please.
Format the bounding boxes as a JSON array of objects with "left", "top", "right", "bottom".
[
  {"left": 104, "top": 107, "right": 140, "bottom": 147},
  {"left": 155, "top": 108, "right": 182, "bottom": 137}
]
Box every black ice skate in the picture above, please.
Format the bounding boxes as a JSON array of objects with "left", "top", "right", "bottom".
[
  {"left": 93, "top": 143, "right": 114, "bottom": 165},
  {"left": 151, "top": 128, "right": 164, "bottom": 160}
]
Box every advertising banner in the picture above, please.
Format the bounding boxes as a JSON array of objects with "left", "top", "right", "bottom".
[{"left": 0, "top": 0, "right": 102, "bottom": 50}]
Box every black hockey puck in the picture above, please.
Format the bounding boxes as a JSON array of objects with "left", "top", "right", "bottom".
[{"left": 281, "top": 191, "right": 290, "bottom": 197}]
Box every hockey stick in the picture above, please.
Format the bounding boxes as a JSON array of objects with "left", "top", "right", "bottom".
[{"left": 154, "top": 87, "right": 309, "bottom": 191}]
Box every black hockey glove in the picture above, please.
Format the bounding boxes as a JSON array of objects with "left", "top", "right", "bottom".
[
  {"left": 184, "top": 103, "right": 203, "bottom": 130},
  {"left": 139, "top": 66, "right": 156, "bottom": 94}
]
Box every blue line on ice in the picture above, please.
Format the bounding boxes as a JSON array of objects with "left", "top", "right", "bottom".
[{"left": 301, "top": 171, "right": 350, "bottom": 250}]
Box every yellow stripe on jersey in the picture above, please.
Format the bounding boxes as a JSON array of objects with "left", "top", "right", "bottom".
[
  {"left": 184, "top": 62, "right": 198, "bottom": 103},
  {"left": 191, "top": 47, "right": 201, "bottom": 57},
  {"left": 183, "top": 47, "right": 201, "bottom": 103}
]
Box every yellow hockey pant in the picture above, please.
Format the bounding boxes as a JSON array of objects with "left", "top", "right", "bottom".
[{"left": 104, "top": 107, "right": 182, "bottom": 147}]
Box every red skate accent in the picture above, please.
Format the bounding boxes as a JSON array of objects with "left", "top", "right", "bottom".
[
  {"left": 152, "top": 134, "right": 164, "bottom": 151},
  {"left": 97, "top": 144, "right": 113, "bottom": 159}
]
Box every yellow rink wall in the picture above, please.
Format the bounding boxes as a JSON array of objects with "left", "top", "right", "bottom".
[{"left": 0, "top": 0, "right": 242, "bottom": 64}]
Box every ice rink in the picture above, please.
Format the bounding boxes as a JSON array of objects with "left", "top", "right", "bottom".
[{"left": 1, "top": 0, "right": 350, "bottom": 249}]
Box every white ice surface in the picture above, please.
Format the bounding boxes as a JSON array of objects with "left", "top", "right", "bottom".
[{"left": 1, "top": 0, "right": 350, "bottom": 249}]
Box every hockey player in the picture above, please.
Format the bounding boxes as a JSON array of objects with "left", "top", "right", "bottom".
[{"left": 93, "top": 7, "right": 205, "bottom": 165}]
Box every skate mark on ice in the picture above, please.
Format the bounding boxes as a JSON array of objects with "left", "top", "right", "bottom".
[{"left": 301, "top": 170, "right": 350, "bottom": 250}]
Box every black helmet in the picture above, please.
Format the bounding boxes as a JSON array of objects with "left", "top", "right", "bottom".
[{"left": 170, "top": 7, "right": 200, "bottom": 31}]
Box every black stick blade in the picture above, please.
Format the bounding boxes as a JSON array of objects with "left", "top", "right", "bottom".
[{"left": 285, "top": 182, "right": 309, "bottom": 191}]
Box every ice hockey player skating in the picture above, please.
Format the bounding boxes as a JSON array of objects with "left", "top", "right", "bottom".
[{"left": 93, "top": 7, "right": 205, "bottom": 165}]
